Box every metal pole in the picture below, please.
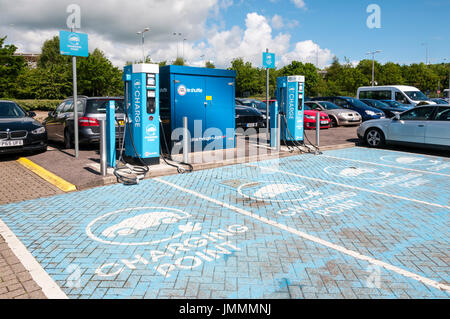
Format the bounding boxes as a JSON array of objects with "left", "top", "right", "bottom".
[
  {"left": 316, "top": 112, "right": 320, "bottom": 147},
  {"left": 183, "top": 116, "right": 189, "bottom": 164},
  {"left": 142, "top": 33, "right": 145, "bottom": 62},
  {"left": 372, "top": 54, "right": 375, "bottom": 87},
  {"left": 73, "top": 56, "right": 79, "bottom": 159},
  {"left": 276, "top": 113, "right": 281, "bottom": 152},
  {"left": 100, "top": 120, "right": 107, "bottom": 177},
  {"left": 266, "top": 48, "right": 270, "bottom": 143}
]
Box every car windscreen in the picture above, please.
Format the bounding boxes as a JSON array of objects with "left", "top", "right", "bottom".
[
  {"left": 319, "top": 102, "right": 340, "bottom": 110},
  {"left": 86, "top": 99, "right": 124, "bottom": 114},
  {"left": 367, "top": 100, "right": 389, "bottom": 108},
  {"left": 404, "top": 91, "right": 429, "bottom": 101},
  {"left": 344, "top": 98, "right": 372, "bottom": 108},
  {"left": 382, "top": 100, "right": 401, "bottom": 107},
  {"left": 0, "top": 102, "right": 26, "bottom": 118}
]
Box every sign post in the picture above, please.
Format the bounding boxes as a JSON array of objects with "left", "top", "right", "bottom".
[
  {"left": 59, "top": 30, "right": 88, "bottom": 159},
  {"left": 263, "top": 50, "right": 276, "bottom": 142}
]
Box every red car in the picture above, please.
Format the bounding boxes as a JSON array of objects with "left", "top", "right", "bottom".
[{"left": 303, "top": 104, "right": 331, "bottom": 130}]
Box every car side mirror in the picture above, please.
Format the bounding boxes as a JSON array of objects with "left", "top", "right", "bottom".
[
  {"left": 28, "top": 111, "right": 36, "bottom": 118},
  {"left": 48, "top": 111, "right": 54, "bottom": 117},
  {"left": 392, "top": 115, "right": 400, "bottom": 121}
]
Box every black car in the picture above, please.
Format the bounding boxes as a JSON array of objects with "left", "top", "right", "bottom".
[
  {"left": 360, "top": 99, "right": 407, "bottom": 118},
  {"left": 0, "top": 100, "right": 47, "bottom": 154},
  {"left": 235, "top": 105, "right": 266, "bottom": 131},
  {"left": 44, "top": 96, "right": 125, "bottom": 148}
]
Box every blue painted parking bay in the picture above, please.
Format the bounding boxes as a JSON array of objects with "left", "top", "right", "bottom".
[{"left": 0, "top": 147, "right": 449, "bottom": 299}]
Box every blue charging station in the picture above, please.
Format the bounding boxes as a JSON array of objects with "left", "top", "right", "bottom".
[
  {"left": 159, "top": 66, "right": 236, "bottom": 152},
  {"left": 276, "top": 76, "right": 305, "bottom": 143},
  {"left": 123, "top": 64, "right": 160, "bottom": 165},
  {"left": 106, "top": 100, "right": 116, "bottom": 167}
]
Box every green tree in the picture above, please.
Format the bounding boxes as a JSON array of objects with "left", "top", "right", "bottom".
[
  {"left": 0, "top": 36, "right": 26, "bottom": 98},
  {"left": 173, "top": 57, "right": 185, "bottom": 66},
  {"left": 205, "top": 61, "right": 215, "bottom": 69},
  {"left": 278, "top": 61, "right": 320, "bottom": 96},
  {"left": 228, "top": 58, "right": 262, "bottom": 97}
]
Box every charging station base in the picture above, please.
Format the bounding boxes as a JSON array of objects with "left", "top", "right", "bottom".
[{"left": 123, "top": 156, "right": 160, "bottom": 166}]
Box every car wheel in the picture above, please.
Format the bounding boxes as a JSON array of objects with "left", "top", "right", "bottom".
[
  {"left": 365, "top": 128, "right": 385, "bottom": 148},
  {"left": 330, "top": 116, "right": 338, "bottom": 127},
  {"left": 64, "top": 129, "right": 73, "bottom": 149}
]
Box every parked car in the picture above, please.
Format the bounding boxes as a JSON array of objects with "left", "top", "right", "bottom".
[
  {"left": 236, "top": 98, "right": 268, "bottom": 116},
  {"left": 430, "top": 98, "right": 449, "bottom": 105},
  {"left": 357, "top": 105, "right": 450, "bottom": 150},
  {"left": 305, "top": 101, "right": 362, "bottom": 127},
  {"left": 0, "top": 100, "right": 47, "bottom": 154},
  {"left": 44, "top": 96, "right": 125, "bottom": 149},
  {"left": 303, "top": 104, "right": 331, "bottom": 130},
  {"left": 235, "top": 105, "right": 266, "bottom": 131},
  {"left": 311, "top": 96, "right": 385, "bottom": 121},
  {"left": 357, "top": 85, "right": 434, "bottom": 106},
  {"left": 360, "top": 99, "right": 407, "bottom": 118},
  {"left": 380, "top": 100, "right": 413, "bottom": 109}
]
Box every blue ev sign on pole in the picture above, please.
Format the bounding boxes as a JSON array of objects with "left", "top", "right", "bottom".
[
  {"left": 59, "top": 27, "right": 88, "bottom": 158},
  {"left": 263, "top": 50, "right": 276, "bottom": 141}
]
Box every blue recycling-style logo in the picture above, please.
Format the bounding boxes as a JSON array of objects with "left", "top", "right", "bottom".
[
  {"left": 86, "top": 207, "right": 202, "bottom": 246},
  {"left": 68, "top": 33, "right": 81, "bottom": 46}
]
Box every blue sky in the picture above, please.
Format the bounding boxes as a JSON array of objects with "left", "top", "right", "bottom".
[
  {"left": 213, "top": 0, "right": 450, "bottom": 65},
  {"left": 1, "top": 0, "right": 449, "bottom": 68}
]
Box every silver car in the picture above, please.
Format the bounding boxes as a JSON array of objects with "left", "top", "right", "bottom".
[
  {"left": 305, "top": 101, "right": 362, "bottom": 127},
  {"left": 357, "top": 105, "right": 450, "bottom": 150}
]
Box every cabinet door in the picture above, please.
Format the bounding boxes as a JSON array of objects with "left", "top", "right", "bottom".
[
  {"left": 173, "top": 74, "right": 206, "bottom": 151},
  {"left": 205, "top": 77, "right": 235, "bottom": 150}
]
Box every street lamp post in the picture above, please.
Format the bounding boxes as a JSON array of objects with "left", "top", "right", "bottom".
[
  {"left": 421, "top": 43, "right": 429, "bottom": 65},
  {"left": 173, "top": 32, "right": 182, "bottom": 58},
  {"left": 137, "top": 27, "right": 150, "bottom": 63},
  {"left": 366, "top": 50, "right": 382, "bottom": 87}
]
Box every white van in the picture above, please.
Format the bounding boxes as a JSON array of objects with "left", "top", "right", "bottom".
[{"left": 357, "top": 85, "right": 434, "bottom": 106}]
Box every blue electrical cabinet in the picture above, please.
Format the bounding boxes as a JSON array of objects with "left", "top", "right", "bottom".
[
  {"left": 159, "top": 66, "right": 236, "bottom": 152},
  {"left": 276, "top": 76, "right": 305, "bottom": 142},
  {"left": 123, "top": 64, "right": 160, "bottom": 165}
]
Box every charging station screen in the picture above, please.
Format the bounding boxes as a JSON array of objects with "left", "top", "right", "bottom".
[
  {"left": 147, "top": 74, "right": 156, "bottom": 87},
  {"left": 298, "top": 94, "right": 303, "bottom": 110},
  {"left": 147, "top": 91, "right": 156, "bottom": 114}
]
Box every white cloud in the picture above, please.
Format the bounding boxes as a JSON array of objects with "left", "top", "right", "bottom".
[
  {"left": 0, "top": 2, "right": 333, "bottom": 69},
  {"left": 271, "top": 15, "right": 284, "bottom": 30},
  {"left": 281, "top": 40, "right": 333, "bottom": 68},
  {"left": 291, "top": 0, "right": 307, "bottom": 10}
]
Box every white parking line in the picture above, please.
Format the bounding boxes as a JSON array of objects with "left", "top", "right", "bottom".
[
  {"left": 0, "top": 219, "right": 68, "bottom": 299},
  {"left": 245, "top": 164, "right": 450, "bottom": 209},
  {"left": 321, "top": 154, "right": 450, "bottom": 178},
  {"left": 355, "top": 146, "right": 450, "bottom": 160},
  {"left": 154, "top": 177, "right": 450, "bottom": 293}
]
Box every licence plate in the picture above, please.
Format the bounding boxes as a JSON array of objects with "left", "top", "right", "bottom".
[
  {"left": 0, "top": 140, "right": 23, "bottom": 147},
  {"left": 320, "top": 121, "right": 328, "bottom": 125},
  {"left": 247, "top": 123, "right": 258, "bottom": 128}
]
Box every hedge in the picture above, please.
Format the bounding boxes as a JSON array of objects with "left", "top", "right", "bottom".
[{"left": 11, "top": 100, "right": 63, "bottom": 112}]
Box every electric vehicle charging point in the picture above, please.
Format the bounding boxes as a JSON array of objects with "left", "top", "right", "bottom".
[
  {"left": 276, "top": 76, "right": 305, "bottom": 144},
  {"left": 123, "top": 64, "right": 160, "bottom": 166}
]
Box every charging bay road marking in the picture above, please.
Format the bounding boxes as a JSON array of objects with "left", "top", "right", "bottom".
[
  {"left": 323, "top": 165, "right": 393, "bottom": 180},
  {"left": 1, "top": 147, "right": 449, "bottom": 299},
  {"left": 154, "top": 177, "right": 450, "bottom": 293},
  {"left": 380, "top": 155, "right": 441, "bottom": 166}
]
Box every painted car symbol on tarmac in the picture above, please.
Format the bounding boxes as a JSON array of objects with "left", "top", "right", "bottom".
[
  {"left": 86, "top": 207, "right": 202, "bottom": 246},
  {"left": 324, "top": 165, "right": 393, "bottom": 180},
  {"left": 237, "top": 181, "right": 322, "bottom": 202},
  {"left": 102, "top": 212, "right": 188, "bottom": 238},
  {"left": 380, "top": 155, "right": 441, "bottom": 166}
]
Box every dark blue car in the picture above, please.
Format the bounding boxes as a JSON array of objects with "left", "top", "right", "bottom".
[
  {"left": 360, "top": 99, "right": 407, "bottom": 118},
  {"left": 311, "top": 96, "right": 385, "bottom": 121}
]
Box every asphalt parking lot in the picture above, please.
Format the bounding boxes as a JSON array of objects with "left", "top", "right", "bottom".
[{"left": 0, "top": 146, "right": 448, "bottom": 299}]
